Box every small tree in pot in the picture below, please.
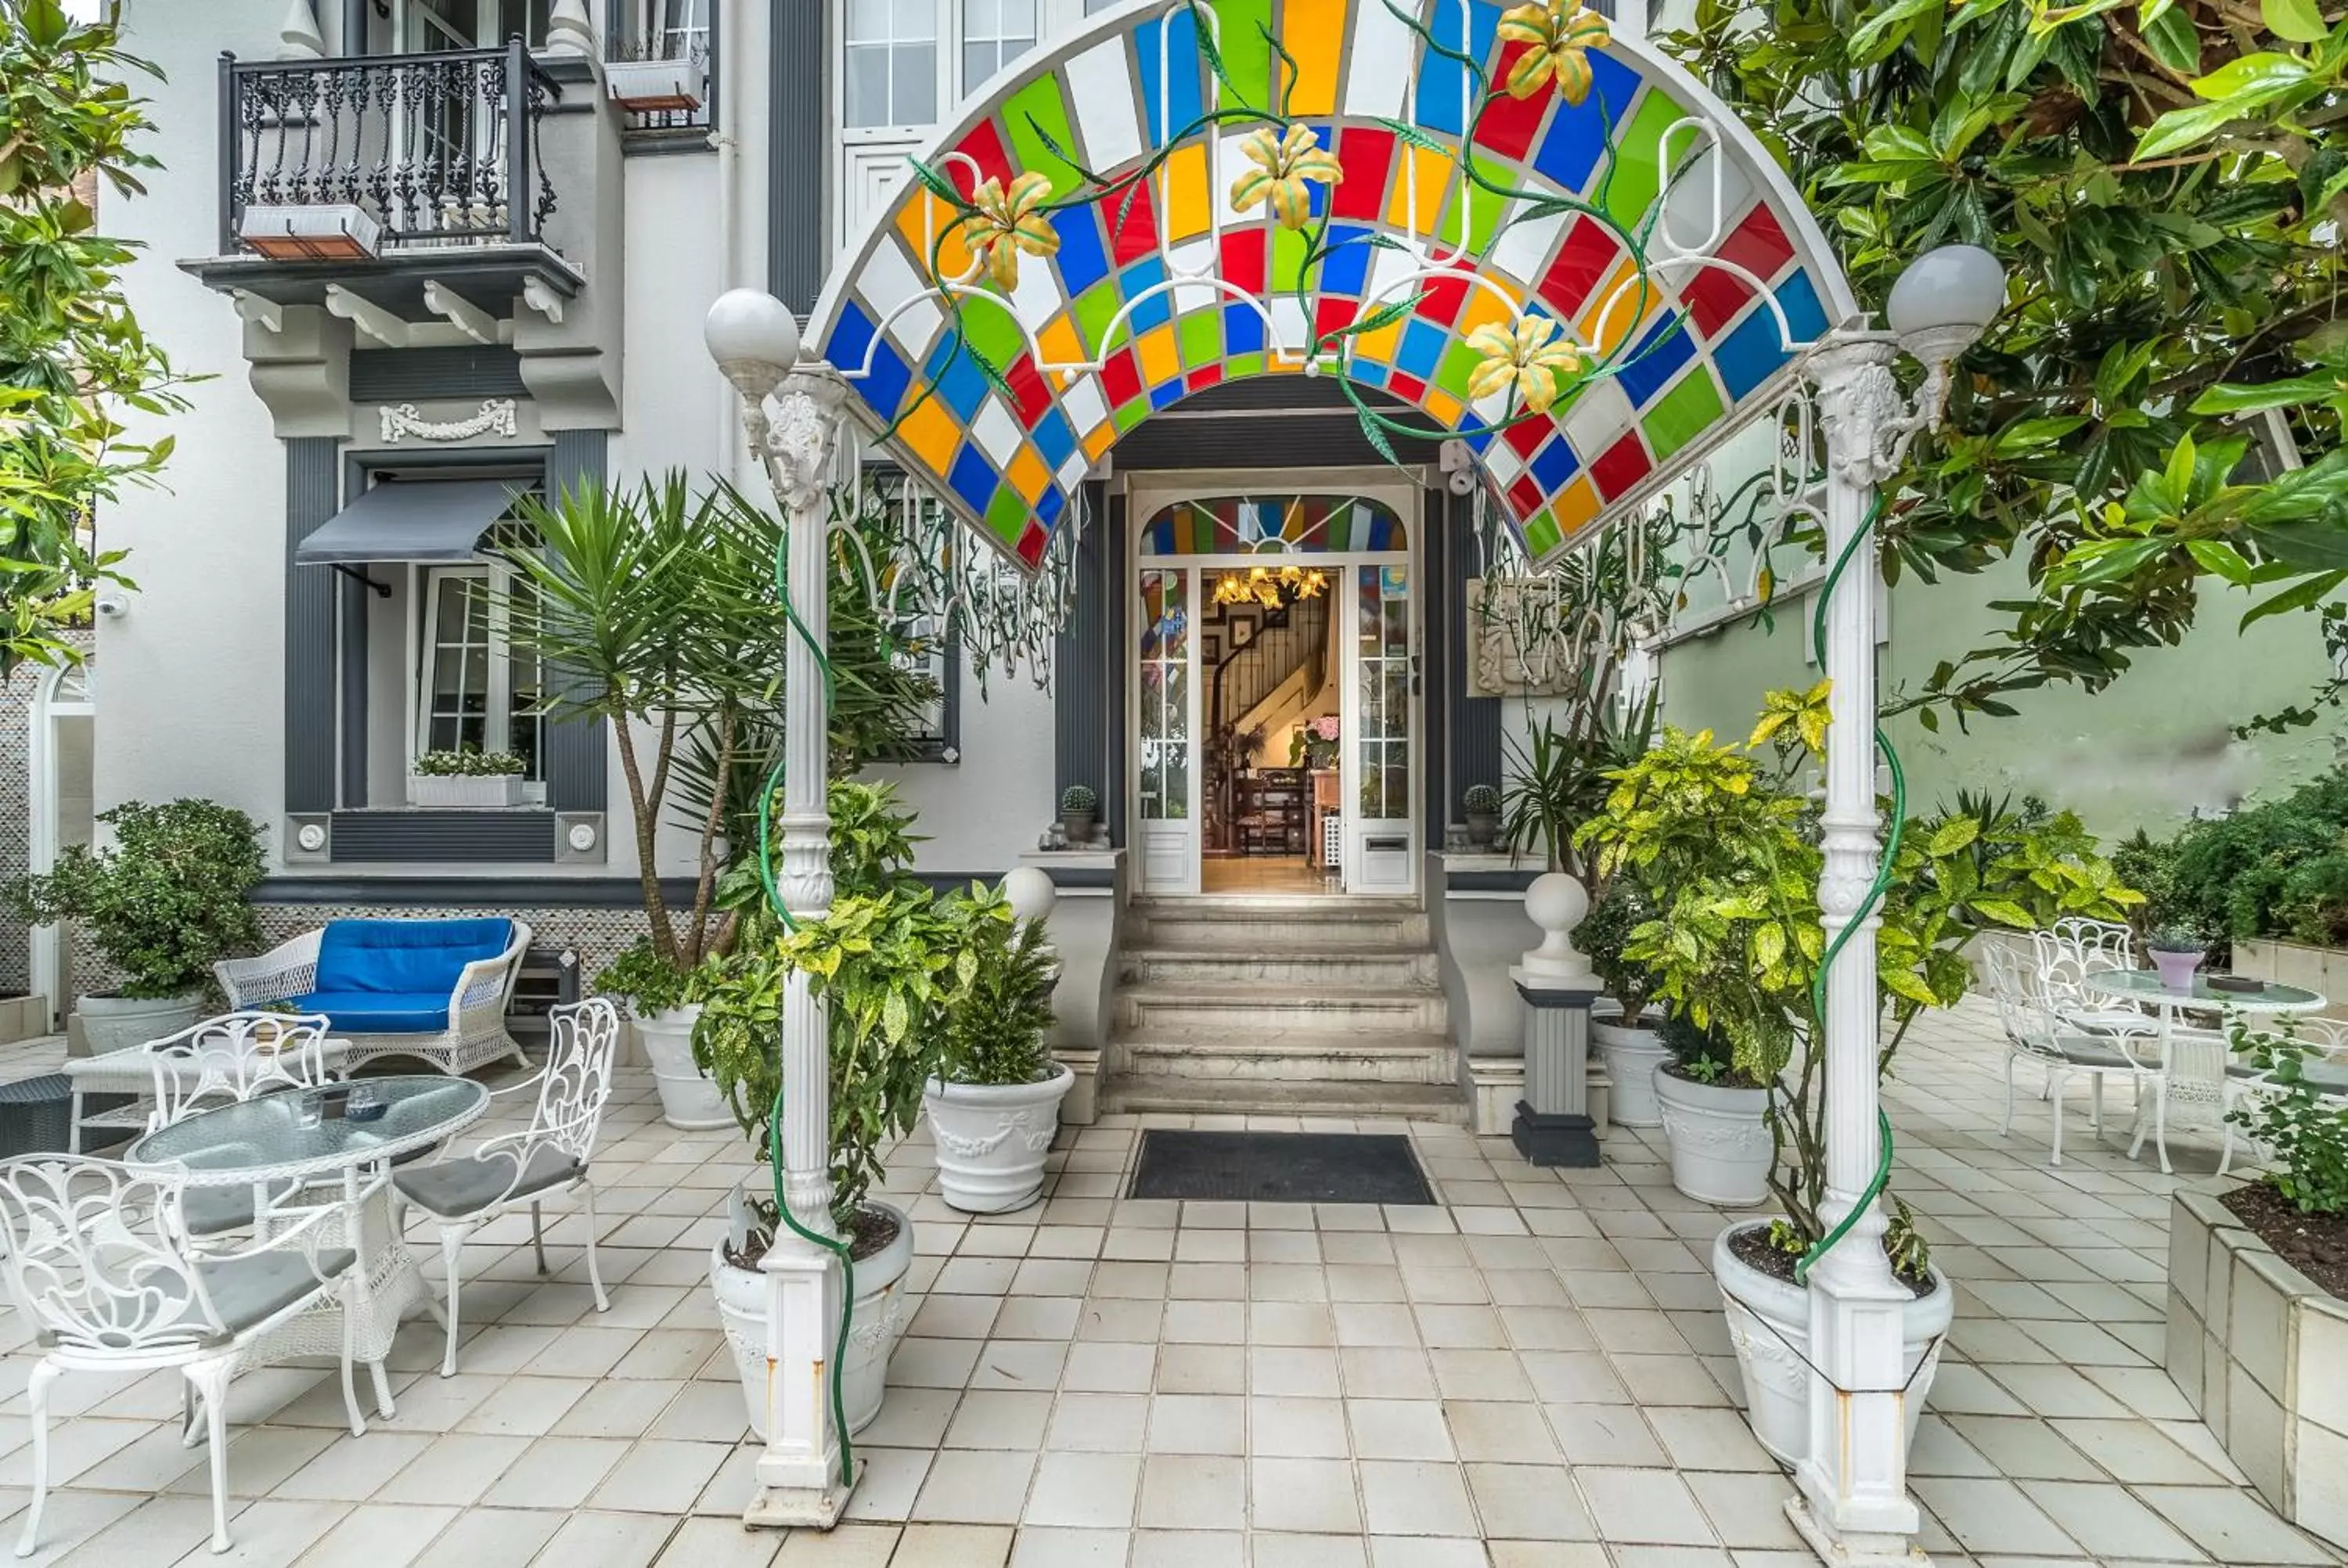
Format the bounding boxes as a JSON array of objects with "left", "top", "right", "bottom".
[
  {"left": 1575, "top": 879, "right": 1669, "bottom": 1127},
  {"left": 1580, "top": 689, "right": 2139, "bottom": 1463},
  {"left": 924, "top": 890, "right": 1068, "bottom": 1214},
  {"left": 4, "top": 799, "right": 265, "bottom": 1055}
]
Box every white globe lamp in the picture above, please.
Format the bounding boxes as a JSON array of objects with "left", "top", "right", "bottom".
[
  {"left": 704, "top": 288, "right": 802, "bottom": 398},
  {"left": 1885, "top": 244, "right": 2004, "bottom": 360}
]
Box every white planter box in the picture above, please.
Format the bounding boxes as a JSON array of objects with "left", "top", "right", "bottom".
[
  {"left": 239, "top": 203, "right": 381, "bottom": 261},
  {"left": 407, "top": 773, "right": 525, "bottom": 808},
  {"left": 603, "top": 56, "right": 702, "bottom": 111},
  {"left": 1655, "top": 1068, "right": 1772, "bottom": 1206},
  {"left": 2234, "top": 937, "right": 2348, "bottom": 1021},
  {"left": 0, "top": 993, "right": 50, "bottom": 1047},
  {"left": 923, "top": 1065, "right": 1075, "bottom": 1214},
  {"left": 2166, "top": 1184, "right": 2348, "bottom": 1548}
]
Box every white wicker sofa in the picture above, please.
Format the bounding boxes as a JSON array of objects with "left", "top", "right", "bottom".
[{"left": 215, "top": 918, "right": 533, "bottom": 1077}]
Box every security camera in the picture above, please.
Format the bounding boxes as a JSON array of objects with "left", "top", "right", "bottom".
[{"left": 93, "top": 593, "right": 130, "bottom": 619}]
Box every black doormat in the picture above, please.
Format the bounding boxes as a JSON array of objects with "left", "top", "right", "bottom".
[{"left": 1129, "top": 1130, "right": 1435, "bottom": 1205}]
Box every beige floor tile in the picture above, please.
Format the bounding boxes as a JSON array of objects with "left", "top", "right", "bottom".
[
  {"left": 1021, "top": 1451, "right": 1140, "bottom": 1528},
  {"left": 1248, "top": 1456, "right": 1362, "bottom": 1534},
  {"left": 1128, "top": 1527, "right": 1245, "bottom": 1568},
  {"left": 535, "top": 1509, "right": 686, "bottom": 1568},
  {"left": 771, "top": 1523, "right": 900, "bottom": 1564},
  {"left": 1356, "top": 1458, "right": 1476, "bottom": 1536},
  {"left": 910, "top": 1448, "right": 1036, "bottom": 1524},
  {"left": 1135, "top": 1454, "right": 1245, "bottom": 1530},
  {"left": 291, "top": 1501, "right": 459, "bottom": 1568},
  {"left": 1464, "top": 1461, "right": 1597, "bottom": 1540},
  {"left": 1579, "top": 1466, "right": 1720, "bottom": 1546}
]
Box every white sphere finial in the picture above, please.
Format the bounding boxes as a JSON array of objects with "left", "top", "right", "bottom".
[
  {"left": 1001, "top": 865, "right": 1057, "bottom": 926},
  {"left": 1519, "top": 872, "right": 1595, "bottom": 982},
  {"left": 704, "top": 288, "right": 801, "bottom": 398}
]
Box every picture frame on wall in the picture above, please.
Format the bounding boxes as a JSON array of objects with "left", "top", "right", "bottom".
[
  {"left": 1229, "top": 611, "right": 1257, "bottom": 649},
  {"left": 1202, "top": 634, "right": 1222, "bottom": 665}
]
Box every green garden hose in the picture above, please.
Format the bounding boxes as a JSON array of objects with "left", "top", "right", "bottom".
[
  {"left": 754, "top": 509, "right": 858, "bottom": 1484},
  {"left": 1793, "top": 498, "right": 1900, "bottom": 1287}
]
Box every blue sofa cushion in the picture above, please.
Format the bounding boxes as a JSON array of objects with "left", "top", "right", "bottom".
[
  {"left": 289, "top": 991, "right": 453, "bottom": 1035},
  {"left": 312, "top": 918, "right": 513, "bottom": 997}
]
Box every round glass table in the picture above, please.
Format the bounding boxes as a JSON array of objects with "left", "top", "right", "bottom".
[
  {"left": 128, "top": 1076, "right": 489, "bottom": 1394},
  {"left": 2081, "top": 969, "right": 2328, "bottom": 1018}
]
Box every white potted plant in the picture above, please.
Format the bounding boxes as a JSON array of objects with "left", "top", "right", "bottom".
[
  {"left": 409, "top": 747, "right": 527, "bottom": 807},
  {"left": 1576, "top": 880, "right": 1669, "bottom": 1127},
  {"left": 3, "top": 799, "right": 268, "bottom": 1056},
  {"left": 1581, "top": 696, "right": 2141, "bottom": 1462},
  {"left": 603, "top": 43, "right": 704, "bottom": 113},
  {"left": 1652, "top": 1014, "right": 1774, "bottom": 1205},
  {"left": 690, "top": 807, "right": 960, "bottom": 1436},
  {"left": 597, "top": 937, "right": 728, "bottom": 1129},
  {"left": 2147, "top": 924, "right": 2207, "bottom": 991},
  {"left": 924, "top": 890, "right": 1069, "bottom": 1213}
]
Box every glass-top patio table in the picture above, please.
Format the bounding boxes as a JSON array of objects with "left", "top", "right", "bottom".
[
  {"left": 2082, "top": 969, "right": 2328, "bottom": 1018},
  {"left": 128, "top": 1076, "right": 488, "bottom": 1398}
]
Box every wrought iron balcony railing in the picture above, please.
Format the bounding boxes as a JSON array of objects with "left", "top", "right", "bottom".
[{"left": 218, "top": 41, "right": 564, "bottom": 257}]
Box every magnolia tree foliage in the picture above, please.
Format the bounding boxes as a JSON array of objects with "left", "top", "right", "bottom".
[
  {"left": 1668, "top": 0, "right": 2348, "bottom": 729},
  {"left": 0, "top": 0, "right": 184, "bottom": 677}
]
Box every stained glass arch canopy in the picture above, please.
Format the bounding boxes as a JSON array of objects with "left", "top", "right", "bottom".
[{"left": 807, "top": 0, "right": 1860, "bottom": 573}]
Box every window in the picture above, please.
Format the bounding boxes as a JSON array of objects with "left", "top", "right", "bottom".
[
  {"left": 862, "top": 466, "right": 960, "bottom": 761},
  {"left": 962, "top": 0, "right": 1035, "bottom": 92},
  {"left": 417, "top": 566, "right": 546, "bottom": 789},
  {"left": 403, "top": 0, "right": 553, "bottom": 49},
  {"left": 844, "top": 0, "right": 938, "bottom": 128}
]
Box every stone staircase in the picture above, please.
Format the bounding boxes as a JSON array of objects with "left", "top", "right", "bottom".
[{"left": 1104, "top": 896, "right": 1465, "bottom": 1121}]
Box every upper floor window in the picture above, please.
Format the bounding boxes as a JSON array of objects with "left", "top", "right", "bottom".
[
  {"left": 844, "top": 0, "right": 939, "bottom": 128},
  {"left": 402, "top": 0, "right": 552, "bottom": 49},
  {"left": 961, "top": 0, "right": 1035, "bottom": 89}
]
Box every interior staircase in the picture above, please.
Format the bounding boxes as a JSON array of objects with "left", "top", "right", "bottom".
[{"left": 1105, "top": 896, "right": 1465, "bottom": 1120}]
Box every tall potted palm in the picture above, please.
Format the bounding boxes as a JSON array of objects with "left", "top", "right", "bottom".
[{"left": 499, "top": 476, "right": 794, "bottom": 1127}]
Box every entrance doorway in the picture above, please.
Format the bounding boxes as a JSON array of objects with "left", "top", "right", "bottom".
[
  {"left": 28, "top": 660, "right": 95, "bottom": 1030},
  {"left": 1130, "top": 491, "right": 1417, "bottom": 899}
]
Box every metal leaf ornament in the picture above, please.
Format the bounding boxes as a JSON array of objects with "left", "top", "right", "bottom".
[
  {"left": 1465, "top": 315, "right": 1587, "bottom": 416},
  {"left": 1230, "top": 124, "right": 1344, "bottom": 232},
  {"left": 1496, "top": 0, "right": 1612, "bottom": 105},
  {"left": 959, "top": 171, "right": 1059, "bottom": 290}
]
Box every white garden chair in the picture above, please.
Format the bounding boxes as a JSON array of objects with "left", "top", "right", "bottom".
[
  {"left": 2029, "top": 928, "right": 2150, "bottom": 1035},
  {"left": 145, "top": 1012, "right": 340, "bottom": 1241},
  {"left": 0, "top": 1155, "right": 369, "bottom": 1557},
  {"left": 2130, "top": 1021, "right": 2249, "bottom": 1176},
  {"left": 1984, "top": 942, "right": 2160, "bottom": 1165},
  {"left": 391, "top": 998, "right": 621, "bottom": 1376},
  {"left": 2043, "top": 915, "right": 2137, "bottom": 969}
]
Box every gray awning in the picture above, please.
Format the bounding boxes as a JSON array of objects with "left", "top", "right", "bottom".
[{"left": 294, "top": 479, "right": 524, "bottom": 566}]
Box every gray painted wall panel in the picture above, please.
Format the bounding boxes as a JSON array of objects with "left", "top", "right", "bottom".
[
  {"left": 330, "top": 811, "right": 557, "bottom": 862},
  {"left": 772, "top": 2, "right": 825, "bottom": 314},
  {"left": 286, "top": 438, "right": 342, "bottom": 814},
  {"left": 543, "top": 430, "right": 610, "bottom": 815},
  {"left": 348, "top": 347, "right": 528, "bottom": 402},
  {"left": 1055, "top": 480, "right": 1114, "bottom": 840},
  {"left": 1448, "top": 489, "right": 1501, "bottom": 816}
]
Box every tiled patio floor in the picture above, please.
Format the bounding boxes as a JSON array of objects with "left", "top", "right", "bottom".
[{"left": 0, "top": 998, "right": 2340, "bottom": 1567}]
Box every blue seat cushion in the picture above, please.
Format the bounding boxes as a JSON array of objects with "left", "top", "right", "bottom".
[
  {"left": 312, "top": 918, "right": 512, "bottom": 998},
  {"left": 289, "top": 991, "right": 452, "bottom": 1034}
]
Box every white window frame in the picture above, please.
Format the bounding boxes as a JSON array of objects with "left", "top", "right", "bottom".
[
  {"left": 960, "top": 0, "right": 1038, "bottom": 95},
  {"left": 397, "top": 0, "right": 553, "bottom": 50},
  {"left": 412, "top": 562, "right": 549, "bottom": 800}
]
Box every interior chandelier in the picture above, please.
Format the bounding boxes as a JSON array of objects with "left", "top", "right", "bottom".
[{"left": 1215, "top": 563, "right": 1328, "bottom": 610}]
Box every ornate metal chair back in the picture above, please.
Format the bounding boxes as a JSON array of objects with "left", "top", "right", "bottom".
[
  {"left": 146, "top": 1012, "right": 336, "bottom": 1131},
  {"left": 0, "top": 1155, "right": 220, "bottom": 1354}
]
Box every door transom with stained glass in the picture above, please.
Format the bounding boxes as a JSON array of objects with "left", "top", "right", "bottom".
[{"left": 1130, "top": 494, "right": 1416, "bottom": 897}]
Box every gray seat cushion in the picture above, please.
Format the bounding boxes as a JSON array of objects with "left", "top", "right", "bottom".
[
  {"left": 394, "top": 1145, "right": 582, "bottom": 1219},
  {"left": 2051, "top": 1038, "right": 2156, "bottom": 1071},
  {"left": 195, "top": 1247, "right": 357, "bottom": 1336},
  {"left": 184, "top": 1185, "right": 257, "bottom": 1238}
]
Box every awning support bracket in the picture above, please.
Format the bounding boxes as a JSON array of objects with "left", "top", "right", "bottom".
[{"left": 331, "top": 563, "right": 394, "bottom": 599}]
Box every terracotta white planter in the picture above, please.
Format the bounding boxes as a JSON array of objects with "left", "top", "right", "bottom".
[
  {"left": 924, "top": 1063, "right": 1073, "bottom": 1214},
  {"left": 1591, "top": 1004, "right": 1668, "bottom": 1128},
  {"left": 1713, "top": 1220, "right": 1952, "bottom": 1465},
  {"left": 1655, "top": 1068, "right": 1772, "bottom": 1206},
  {"left": 710, "top": 1190, "right": 915, "bottom": 1440},
  {"left": 407, "top": 773, "right": 524, "bottom": 808},
  {"left": 74, "top": 992, "right": 203, "bottom": 1059},
  {"left": 632, "top": 1002, "right": 730, "bottom": 1131},
  {"left": 603, "top": 55, "right": 702, "bottom": 111}
]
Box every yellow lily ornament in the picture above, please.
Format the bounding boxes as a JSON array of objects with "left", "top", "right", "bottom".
[
  {"left": 960, "top": 171, "right": 1059, "bottom": 290},
  {"left": 1496, "top": 0, "right": 1612, "bottom": 105},
  {"left": 1465, "top": 315, "right": 1586, "bottom": 416},
  {"left": 1230, "top": 123, "right": 1344, "bottom": 232}
]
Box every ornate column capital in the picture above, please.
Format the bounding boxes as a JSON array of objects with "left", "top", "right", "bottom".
[
  {"left": 1804, "top": 336, "right": 1918, "bottom": 490},
  {"left": 752, "top": 365, "right": 855, "bottom": 516}
]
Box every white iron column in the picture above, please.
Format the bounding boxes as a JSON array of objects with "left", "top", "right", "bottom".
[
  {"left": 740, "top": 362, "right": 857, "bottom": 1528},
  {"left": 1792, "top": 336, "right": 1924, "bottom": 1566}
]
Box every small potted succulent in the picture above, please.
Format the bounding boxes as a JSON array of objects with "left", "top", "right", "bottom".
[
  {"left": 1462, "top": 783, "right": 1504, "bottom": 850},
  {"left": 409, "top": 747, "right": 528, "bottom": 808},
  {"left": 1058, "top": 783, "right": 1098, "bottom": 846},
  {"left": 2147, "top": 925, "right": 2207, "bottom": 991}
]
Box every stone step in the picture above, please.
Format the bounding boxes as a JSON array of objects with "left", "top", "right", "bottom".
[
  {"left": 1126, "top": 897, "right": 1429, "bottom": 951},
  {"left": 1105, "top": 1073, "right": 1468, "bottom": 1122},
  {"left": 1119, "top": 948, "right": 1440, "bottom": 989},
  {"left": 1114, "top": 984, "right": 1448, "bottom": 1035},
  {"left": 1116, "top": 1030, "right": 1454, "bottom": 1084}
]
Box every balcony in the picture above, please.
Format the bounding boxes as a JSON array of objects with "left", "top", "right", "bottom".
[{"left": 185, "top": 41, "right": 590, "bottom": 324}]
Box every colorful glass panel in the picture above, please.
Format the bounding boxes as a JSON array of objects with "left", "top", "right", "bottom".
[
  {"left": 811, "top": 0, "right": 1860, "bottom": 574},
  {"left": 1138, "top": 494, "right": 1406, "bottom": 556}
]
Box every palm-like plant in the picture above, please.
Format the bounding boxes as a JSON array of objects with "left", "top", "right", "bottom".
[{"left": 1498, "top": 692, "right": 1657, "bottom": 878}]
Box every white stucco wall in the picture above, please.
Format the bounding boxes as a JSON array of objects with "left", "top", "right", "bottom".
[
  {"left": 870, "top": 654, "right": 1061, "bottom": 874},
  {"left": 99, "top": 4, "right": 292, "bottom": 847}
]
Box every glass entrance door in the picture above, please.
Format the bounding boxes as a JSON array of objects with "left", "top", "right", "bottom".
[
  {"left": 1135, "top": 567, "right": 1197, "bottom": 893},
  {"left": 1344, "top": 564, "right": 1415, "bottom": 894}
]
